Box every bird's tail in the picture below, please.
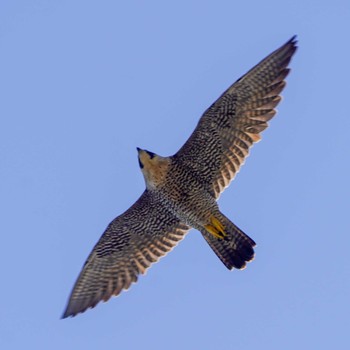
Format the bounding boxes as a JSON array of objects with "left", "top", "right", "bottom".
[{"left": 201, "top": 213, "right": 256, "bottom": 270}]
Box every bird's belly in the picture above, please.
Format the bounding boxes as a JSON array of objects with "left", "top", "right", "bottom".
[{"left": 160, "top": 187, "right": 217, "bottom": 230}]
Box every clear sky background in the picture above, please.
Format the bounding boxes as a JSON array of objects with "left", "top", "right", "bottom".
[{"left": 1, "top": 1, "right": 349, "bottom": 349}]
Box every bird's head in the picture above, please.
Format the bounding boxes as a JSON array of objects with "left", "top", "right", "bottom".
[
  {"left": 136, "top": 147, "right": 169, "bottom": 189},
  {"left": 137, "top": 147, "right": 157, "bottom": 169}
]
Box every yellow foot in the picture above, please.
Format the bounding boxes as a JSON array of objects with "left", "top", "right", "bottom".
[{"left": 204, "top": 216, "right": 227, "bottom": 240}]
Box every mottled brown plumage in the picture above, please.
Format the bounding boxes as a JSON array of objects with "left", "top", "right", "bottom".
[{"left": 62, "top": 36, "right": 297, "bottom": 318}]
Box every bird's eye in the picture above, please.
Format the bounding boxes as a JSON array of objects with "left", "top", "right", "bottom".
[
  {"left": 147, "top": 151, "right": 155, "bottom": 159},
  {"left": 138, "top": 158, "right": 144, "bottom": 169}
]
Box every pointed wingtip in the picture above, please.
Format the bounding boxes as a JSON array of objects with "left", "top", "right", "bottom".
[
  {"left": 61, "top": 307, "right": 83, "bottom": 319},
  {"left": 61, "top": 301, "right": 87, "bottom": 319},
  {"left": 287, "top": 35, "right": 298, "bottom": 50},
  {"left": 275, "top": 35, "right": 298, "bottom": 65},
  {"left": 61, "top": 307, "right": 73, "bottom": 319},
  {"left": 61, "top": 299, "right": 83, "bottom": 319}
]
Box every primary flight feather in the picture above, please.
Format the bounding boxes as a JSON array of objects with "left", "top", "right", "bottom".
[{"left": 62, "top": 36, "right": 297, "bottom": 318}]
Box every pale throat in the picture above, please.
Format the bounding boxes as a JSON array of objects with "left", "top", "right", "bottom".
[{"left": 140, "top": 155, "right": 170, "bottom": 190}]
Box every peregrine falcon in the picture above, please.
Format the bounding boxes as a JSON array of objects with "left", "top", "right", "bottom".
[{"left": 62, "top": 36, "right": 297, "bottom": 318}]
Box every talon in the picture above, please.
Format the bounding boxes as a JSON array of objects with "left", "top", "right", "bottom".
[{"left": 204, "top": 216, "right": 227, "bottom": 240}]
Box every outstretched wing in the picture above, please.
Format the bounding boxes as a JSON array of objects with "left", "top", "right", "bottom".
[
  {"left": 175, "top": 36, "right": 297, "bottom": 198},
  {"left": 62, "top": 190, "right": 189, "bottom": 318}
]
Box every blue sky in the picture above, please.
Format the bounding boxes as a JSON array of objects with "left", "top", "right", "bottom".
[{"left": 1, "top": 1, "right": 349, "bottom": 349}]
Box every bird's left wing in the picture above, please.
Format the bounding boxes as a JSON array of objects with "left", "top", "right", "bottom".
[
  {"left": 62, "top": 190, "right": 189, "bottom": 318},
  {"left": 175, "top": 36, "right": 297, "bottom": 198}
]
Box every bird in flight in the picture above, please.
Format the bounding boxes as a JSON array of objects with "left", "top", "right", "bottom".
[{"left": 62, "top": 36, "right": 297, "bottom": 318}]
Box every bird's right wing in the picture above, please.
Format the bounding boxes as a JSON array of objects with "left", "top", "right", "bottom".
[{"left": 62, "top": 190, "right": 189, "bottom": 318}]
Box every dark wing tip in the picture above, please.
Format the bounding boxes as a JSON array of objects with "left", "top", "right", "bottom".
[
  {"left": 274, "top": 35, "right": 298, "bottom": 61},
  {"left": 284, "top": 35, "right": 298, "bottom": 49},
  {"left": 281, "top": 35, "right": 298, "bottom": 58},
  {"left": 61, "top": 297, "right": 100, "bottom": 319},
  {"left": 61, "top": 309, "right": 72, "bottom": 319},
  {"left": 289, "top": 34, "right": 298, "bottom": 43},
  {"left": 61, "top": 306, "right": 80, "bottom": 319},
  {"left": 61, "top": 301, "right": 85, "bottom": 319}
]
